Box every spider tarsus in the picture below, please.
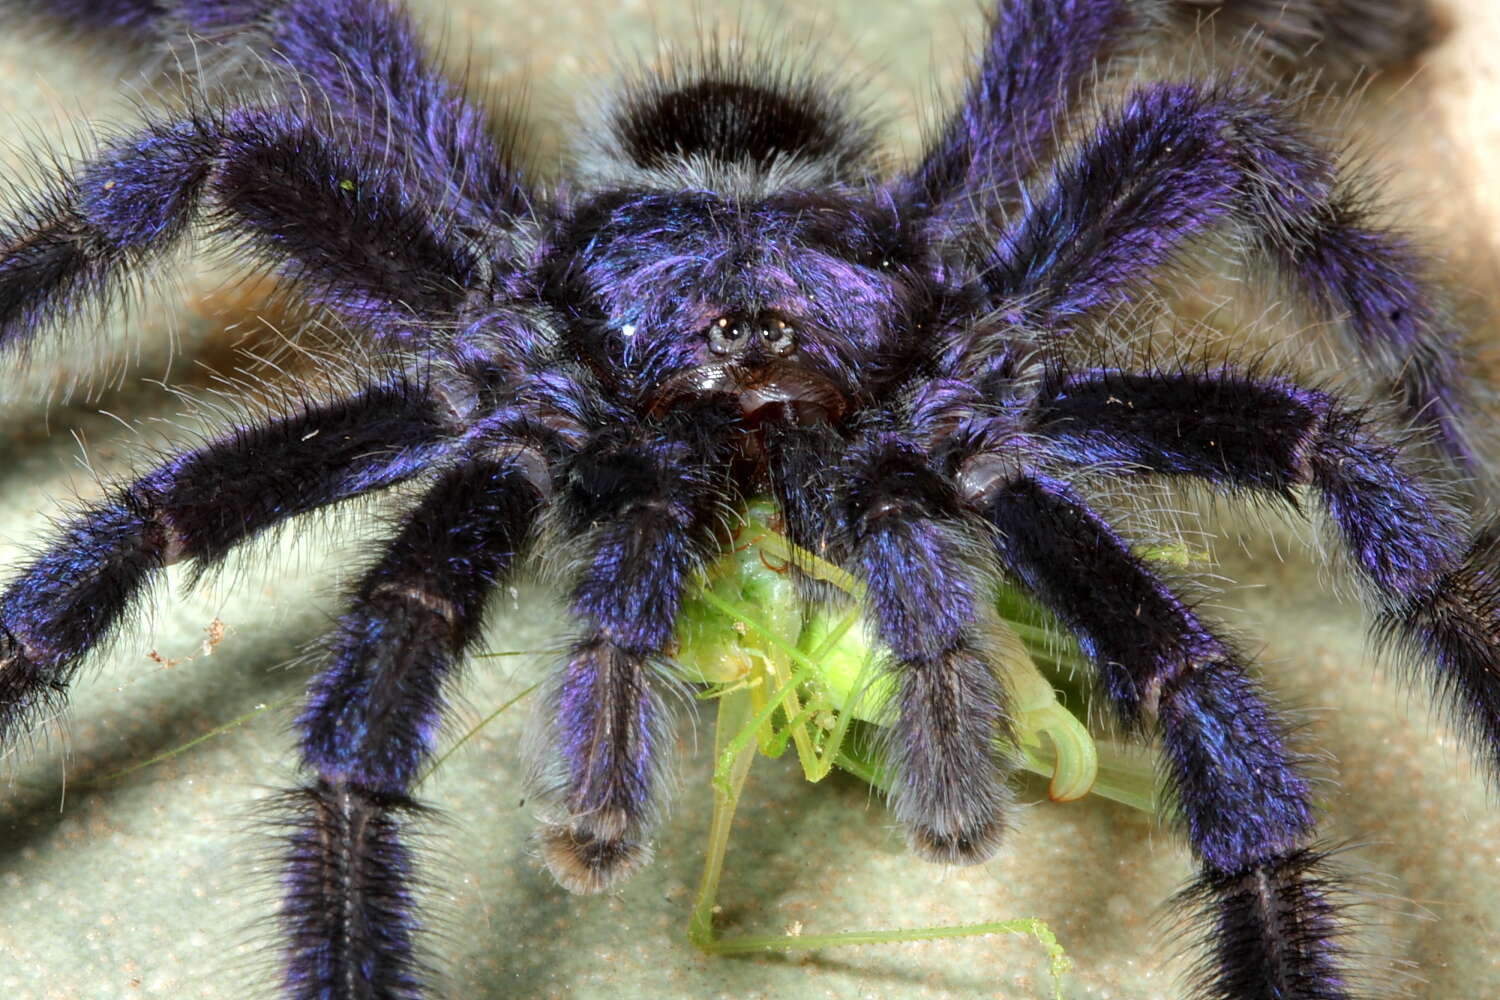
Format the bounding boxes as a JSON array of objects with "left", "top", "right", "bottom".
[
  {"left": 279, "top": 779, "right": 428, "bottom": 1000},
  {"left": 532, "top": 636, "right": 674, "bottom": 894},
  {"left": 539, "top": 820, "right": 654, "bottom": 895},
  {"left": 1175, "top": 846, "right": 1356, "bottom": 1000},
  {"left": 905, "top": 814, "right": 1010, "bottom": 867},
  {"left": 887, "top": 646, "right": 1018, "bottom": 869}
]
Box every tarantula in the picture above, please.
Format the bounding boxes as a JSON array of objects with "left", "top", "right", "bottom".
[{"left": 1, "top": 0, "right": 1496, "bottom": 996}]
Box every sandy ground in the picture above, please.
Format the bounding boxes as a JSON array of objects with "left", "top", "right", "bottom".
[{"left": 1, "top": 2, "right": 1498, "bottom": 998}]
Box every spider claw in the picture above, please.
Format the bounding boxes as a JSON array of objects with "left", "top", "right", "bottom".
[
  {"left": 905, "top": 814, "right": 1010, "bottom": 866},
  {"left": 540, "top": 822, "right": 654, "bottom": 895}
]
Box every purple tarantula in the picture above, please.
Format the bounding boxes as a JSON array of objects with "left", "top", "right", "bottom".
[{"left": 0, "top": 0, "right": 1496, "bottom": 997}]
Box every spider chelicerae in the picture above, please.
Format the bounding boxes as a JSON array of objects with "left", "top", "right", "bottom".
[{"left": 1, "top": 0, "right": 1497, "bottom": 997}]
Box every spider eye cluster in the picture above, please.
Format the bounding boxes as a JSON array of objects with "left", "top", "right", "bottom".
[{"left": 705, "top": 313, "right": 797, "bottom": 359}]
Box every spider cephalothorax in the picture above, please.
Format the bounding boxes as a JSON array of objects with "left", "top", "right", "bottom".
[{"left": 1, "top": 0, "right": 1496, "bottom": 998}]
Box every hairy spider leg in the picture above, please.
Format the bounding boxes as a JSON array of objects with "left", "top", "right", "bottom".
[
  {"left": 979, "top": 473, "right": 1349, "bottom": 1000},
  {"left": 11, "top": 0, "right": 527, "bottom": 222},
  {"left": 533, "top": 409, "right": 736, "bottom": 893},
  {"left": 980, "top": 81, "right": 1474, "bottom": 468},
  {"left": 0, "top": 379, "right": 450, "bottom": 748},
  {"left": 12, "top": 0, "right": 162, "bottom": 34},
  {"left": 909, "top": 0, "right": 1130, "bottom": 215},
  {"left": 913, "top": 0, "right": 1439, "bottom": 215},
  {"left": 840, "top": 430, "right": 1018, "bottom": 862},
  {"left": 0, "top": 105, "right": 499, "bottom": 351},
  {"left": 1029, "top": 365, "right": 1500, "bottom": 774},
  {"left": 287, "top": 458, "right": 542, "bottom": 1000}
]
